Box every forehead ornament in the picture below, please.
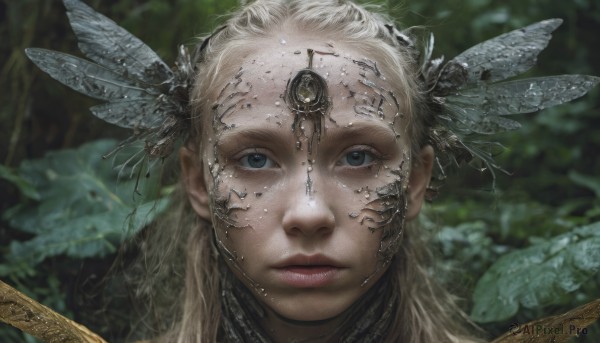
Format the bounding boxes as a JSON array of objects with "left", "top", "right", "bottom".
[
  {"left": 287, "top": 65, "right": 328, "bottom": 110},
  {"left": 284, "top": 49, "right": 331, "bottom": 153}
]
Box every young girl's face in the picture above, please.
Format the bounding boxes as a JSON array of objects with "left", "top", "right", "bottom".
[{"left": 183, "top": 35, "right": 432, "bottom": 322}]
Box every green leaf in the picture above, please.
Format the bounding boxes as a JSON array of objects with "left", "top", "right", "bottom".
[
  {"left": 2, "top": 139, "right": 170, "bottom": 268},
  {"left": 0, "top": 163, "right": 40, "bottom": 200},
  {"left": 470, "top": 222, "right": 600, "bottom": 323},
  {"left": 569, "top": 171, "right": 600, "bottom": 198}
]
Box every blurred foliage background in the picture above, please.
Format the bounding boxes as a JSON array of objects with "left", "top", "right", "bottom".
[{"left": 1, "top": 0, "right": 599, "bottom": 341}]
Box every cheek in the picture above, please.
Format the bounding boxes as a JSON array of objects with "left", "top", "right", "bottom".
[
  {"left": 207, "top": 159, "right": 409, "bottom": 264},
  {"left": 343, "top": 164, "right": 410, "bottom": 263},
  {"left": 208, "top": 164, "right": 282, "bottom": 237}
]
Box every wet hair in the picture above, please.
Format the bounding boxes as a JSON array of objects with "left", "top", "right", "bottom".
[{"left": 128, "top": 1, "right": 482, "bottom": 342}]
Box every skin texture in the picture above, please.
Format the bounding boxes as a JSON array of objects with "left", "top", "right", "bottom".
[{"left": 180, "top": 34, "right": 433, "bottom": 341}]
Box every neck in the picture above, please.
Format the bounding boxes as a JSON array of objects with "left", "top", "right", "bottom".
[
  {"left": 259, "top": 305, "right": 346, "bottom": 342},
  {"left": 218, "top": 257, "right": 396, "bottom": 343}
]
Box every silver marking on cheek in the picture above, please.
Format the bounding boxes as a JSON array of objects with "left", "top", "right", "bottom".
[
  {"left": 355, "top": 162, "right": 410, "bottom": 287},
  {"left": 215, "top": 238, "right": 268, "bottom": 298}
]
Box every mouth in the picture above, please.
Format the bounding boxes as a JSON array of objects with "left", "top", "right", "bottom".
[{"left": 273, "top": 254, "right": 345, "bottom": 288}]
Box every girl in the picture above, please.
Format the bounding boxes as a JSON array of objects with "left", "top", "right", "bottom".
[
  {"left": 19, "top": 0, "right": 598, "bottom": 342},
  {"left": 147, "top": 1, "right": 478, "bottom": 341}
]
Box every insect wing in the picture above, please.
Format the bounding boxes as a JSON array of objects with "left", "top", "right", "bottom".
[
  {"left": 90, "top": 100, "right": 166, "bottom": 129},
  {"left": 441, "top": 103, "right": 522, "bottom": 135},
  {"left": 25, "top": 48, "right": 151, "bottom": 102},
  {"left": 447, "top": 75, "right": 600, "bottom": 116},
  {"left": 63, "top": 0, "right": 173, "bottom": 85},
  {"left": 450, "top": 19, "right": 563, "bottom": 84}
]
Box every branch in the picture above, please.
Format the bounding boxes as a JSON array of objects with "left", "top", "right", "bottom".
[{"left": 0, "top": 279, "right": 107, "bottom": 343}]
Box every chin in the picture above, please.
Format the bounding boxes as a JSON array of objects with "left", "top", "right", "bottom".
[{"left": 266, "top": 292, "right": 358, "bottom": 322}]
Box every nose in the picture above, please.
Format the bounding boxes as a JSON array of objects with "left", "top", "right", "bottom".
[{"left": 281, "top": 170, "right": 335, "bottom": 237}]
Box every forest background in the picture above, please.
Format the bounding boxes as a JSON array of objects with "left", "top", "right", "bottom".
[{"left": 1, "top": 0, "right": 599, "bottom": 341}]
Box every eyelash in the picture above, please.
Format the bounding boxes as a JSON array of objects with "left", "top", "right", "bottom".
[
  {"left": 235, "top": 149, "right": 278, "bottom": 170},
  {"left": 337, "top": 146, "right": 383, "bottom": 168},
  {"left": 239, "top": 152, "right": 276, "bottom": 169},
  {"left": 232, "top": 146, "right": 383, "bottom": 170}
]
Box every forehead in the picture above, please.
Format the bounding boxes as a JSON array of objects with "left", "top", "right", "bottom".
[
  {"left": 207, "top": 36, "right": 406, "bottom": 139},
  {"left": 230, "top": 39, "right": 387, "bottom": 100}
]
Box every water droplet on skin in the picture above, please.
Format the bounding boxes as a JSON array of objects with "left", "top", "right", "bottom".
[
  {"left": 307, "top": 166, "right": 313, "bottom": 172},
  {"left": 264, "top": 208, "right": 268, "bottom": 213},
  {"left": 365, "top": 193, "right": 370, "bottom": 199},
  {"left": 348, "top": 122, "right": 353, "bottom": 126},
  {"left": 275, "top": 101, "right": 281, "bottom": 106},
  {"left": 280, "top": 38, "right": 287, "bottom": 45}
]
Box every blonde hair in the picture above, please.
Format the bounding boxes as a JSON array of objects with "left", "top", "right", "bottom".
[
  {"left": 190, "top": 0, "right": 431, "bottom": 155},
  {"left": 129, "top": 1, "right": 483, "bottom": 342}
]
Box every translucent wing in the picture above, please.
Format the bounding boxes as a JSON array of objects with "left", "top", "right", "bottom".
[
  {"left": 25, "top": 48, "right": 151, "bottom": 102},
  {"left": 445, "top": 75, "right": 600, "bottom": 129},
  {"left": 450, "top": 19, "right": 563, "bottom": 84},
  {"left": 436, "top": 75, "right": 599, "bottom": 174},
  {"left": 425, "top": 19, "right": 599, "bottom": 191},
  {"left": 90, "top": 100, "right": 167, "bottom": 129},
  {"left": 26, "top": 0, "right": 194, "bottom": 160},
  {"left": 63, "top": 0, "right": 173, "bottom": 85}
]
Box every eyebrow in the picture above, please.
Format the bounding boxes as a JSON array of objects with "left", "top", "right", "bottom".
[
  {"left": 214, "top": 122, "right": 400, "bottom": 154},
  {"left": 324, "top": 123, "right": 398, "bottom": 144},
  {"left": 216, "top": 126, "right": 291, "bottom": 151}
]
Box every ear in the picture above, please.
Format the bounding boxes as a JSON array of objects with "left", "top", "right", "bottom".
[
  {"left": 180, "top": 145, "right": 212, "bottom": 222},
  {"left": 406, "top": 145, "right": 434, "bottom": 220}
]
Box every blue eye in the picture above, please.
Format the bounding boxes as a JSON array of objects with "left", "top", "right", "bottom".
[
  {"left": 343, "top": 150, "right": 374, "bottom": 166},
  {"left": 240, "top": 153, "right": 273, "bottom": 168}
]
